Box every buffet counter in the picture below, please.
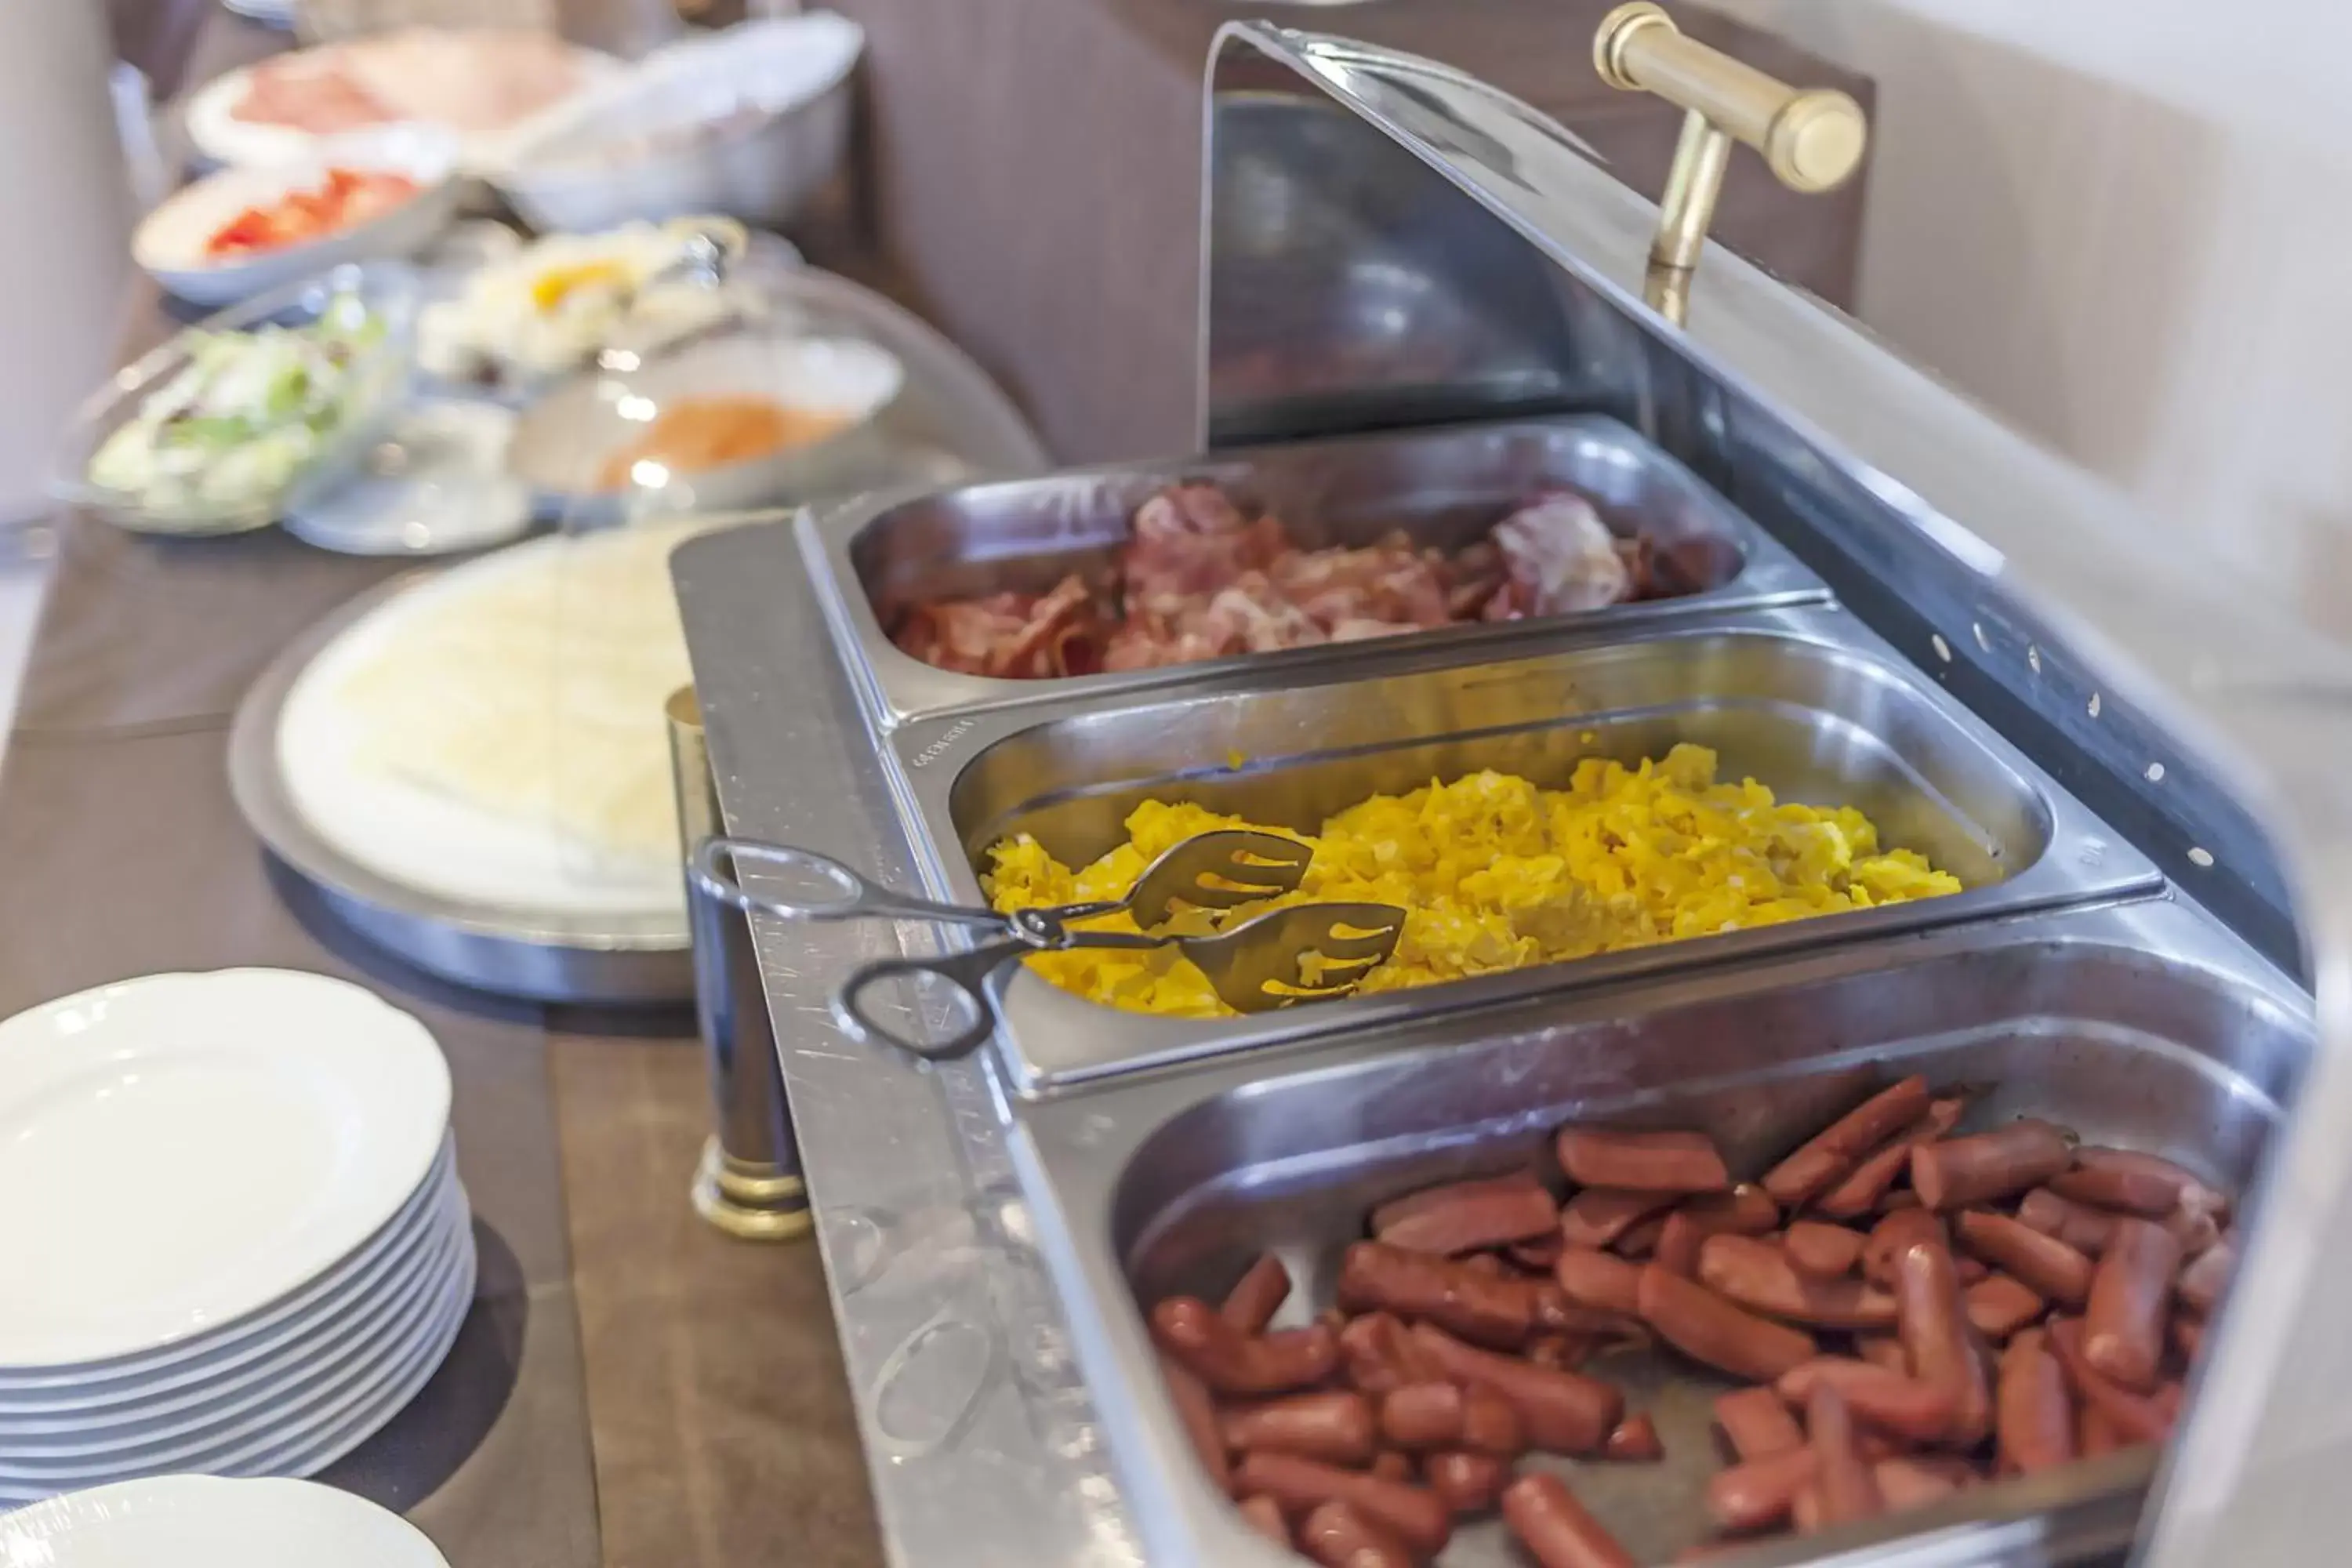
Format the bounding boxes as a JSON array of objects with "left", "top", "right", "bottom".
[{"left": 0, "top": 15, "right": 884, "bottom": 1568}]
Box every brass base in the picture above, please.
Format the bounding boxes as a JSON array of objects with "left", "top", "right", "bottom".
[{"left": 691, "top": 1136, "right": 813, "bottom": 1243}]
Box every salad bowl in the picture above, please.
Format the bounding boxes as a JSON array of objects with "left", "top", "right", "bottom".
[{"left": 51, "top": 263, "right": 419, "bottom": 538}]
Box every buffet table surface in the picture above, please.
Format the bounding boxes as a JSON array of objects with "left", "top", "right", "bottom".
[{"left": 0, "top": 14, "right": 884, "bottom": 1567}]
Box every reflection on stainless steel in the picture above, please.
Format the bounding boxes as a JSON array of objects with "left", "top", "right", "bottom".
[
  {"left": 1020, "top": 899, "right": 2305, "bottom": 1567},
  {"left": 884, "top": 609, "right": 2157, "bottom": 1090},
  {"left": 670, "top": 688, "right": 810, "bottom": 1241},
  {"left": 803, "top": 416, "right": 1824, "bottom": 731}
]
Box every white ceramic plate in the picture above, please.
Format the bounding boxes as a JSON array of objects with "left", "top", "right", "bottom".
[
  {"left": 0, "top": 1141, "right": 455, "bottom": 1404},
  {"left": 184, "top": 41, "right": 620, "bottom": 178},
  {"left": 0, "top": 1177, "right": 465, "bottom": 1439},
  {"left": 275, "top": 526, "right": 704, "bottom": 922},
  {"left": 0, "top": 1203, "right": 470, "bottom": 1476},
  {"left": 0, "top": 1476, "right": 451, "bottom": 1566},
  {"left": 135, "top": 127, "right": 463, "bottom": 307},
  {"left": 0, "top": 971, "right": 451, "bottom": 1369}
]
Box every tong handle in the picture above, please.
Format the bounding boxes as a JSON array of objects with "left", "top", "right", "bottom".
[
  {"left": 692, "top": 837, "right": 1010, "bottom": 931},
  {"left": 832, "top": 942, "right": 1024, "bottom": 1061}
]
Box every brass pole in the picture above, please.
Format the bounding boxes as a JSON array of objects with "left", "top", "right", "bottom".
[{"left": 1595, "top": 1, "right": 1867, "bottom": 325}]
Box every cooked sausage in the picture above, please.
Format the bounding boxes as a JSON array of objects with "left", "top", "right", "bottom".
[
  {"left": 1152, "top": 1298, "right": 1340, "bottom": 1396},
  {"left": 1955, "top": 1210, "right": 2094, "bottom": 1306},
  {"left": 1222, "top": 1392, "right": 1378, "bottom": 1466},
  {"left": 1222, "top": 1254, "right": 1294, "bottom": 1334},
  {"left": 1893, "top": 1238, "right": 1991, "bottom": 1445},
  {"left": 1501, "top": 1472, "right": 1638, "bottom": 1568},
  {"left": 1764, "top": 1076, "right": 1934, "bottom": 1209},
  {"left": 1638, "top": 1261, "right": 1818, "bottom": 1381},
  {"left": 1817, "top": 1099, "right": 1967, "bottom": 1219},
  {"left": 1558, "top": 1188, "right": 1677, "bottom": 1250},
  {"left": 1653, "top": 1185, "right": 1783, "bottom": 1276},
  {"left": 1863, "top": 1209, "right": 1950, "bottom": 1288},
  {"left": 1461, "top": 1254, "right": 1508, "bottom": 1278},
  {"left": 1853, "top": 1334, "right": 1910, "bottom": 1374},
  {"left": 2084, "top": 1217, "right": 2179, "bottom": 1393},
  {"left": 1614, "top": 1212, "right": 1670, "bottom": 1258},
  {"left": 1236, "top": 1494, "right": 1290, "bottom": 1548},
  {"left": 2052, "top": 1149, "right": 2227, "bottom": 1223},
  {"left": 1369, "top": 1450, "right": 1413, "bottom": 1483},
  {"left": 1158, "top": 1351, "right": 1233, "bottom": 1494},
  {"left": 1556, "top": 1128, "right": 1731, "bottom": 1194},
  {"left": 1715, "top": 1384, "right": 1807, "bottom": 1461},
  {"left": 1405, "top": 1322, "right": 1622, "bottom": 1455},
  {"left": 1338, "top": 1312, "right": 1420, "bottom": 1396},
  {"left": 1784, "top": 1221, "right": 1868, "bottom": 1279},
  {"left": 1425, "top": 1450, "right": 1508, "bottom": 1515},
  {"left": 2171, "top": 1312, "right": 2205, "bottom": 1366},
  {"left": 1338, "top": 1241, "right": 1535, "bottom": 1348},
  {"left": 1604, "top": 1412, "right": 1664, "bottom": 1462},
  {"left": 1297, "top": 1499, "right": 1417, "bottom": 1568},
  {"left": 1995, "top": 1327, "right": 2076, "bottom": 1475},
  {"left": 1697, "top": 1234, "right": 1900, "bottom": 1328},
  {"left": 2178, "top": 1233, "right": 2234, "bottom": 1315},
  {"left": 1555, "top": 1247, "right": 1645, "bottom": 1315},
  {"left": 1376, "top": 1381, "right": 1523, "bottom": 1457},
  {"left": 1873, "top": 1456, "right": 1964, "bottom": 1511},
  {"left": 1965, "top": 1273, "right": 2048, "bottom": 1341},
  {"left": 1372, "top": 1171, "right": 1560, "bottom": 1256},
  {"left": 1777, "top": 1356, "right": 1958, "bottom": 1443},
  {"left": 2045, "top": 1316, "right": 2172, "bottom": 1444},
  {"left": 1512, "top": 1232, "right": 1566, "bottom": 1272},
  {"left": 1807, "top": 1382, "right": 1886, "bottom": 1526},
  {"left": 1911, "top": 1122, "right": 2073, "bottom": 1211},
  {"left": 1233, "top": 1452, "right": 1452, "bottom": 1558},
  {"left": 2016, "top": 1188, "right": 2119, "bottom": 1255},
  {"left": 1706, "top": 1447, "right": 1818, "bottom": 1532}
]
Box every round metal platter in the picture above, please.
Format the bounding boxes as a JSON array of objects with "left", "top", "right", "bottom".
[{"left": 228, "top": 570, "right": 694, "bottom": 1005}]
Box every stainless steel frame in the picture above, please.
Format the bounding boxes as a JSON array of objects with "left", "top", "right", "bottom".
[
  {"left": 1014, "top": 898, "right": 2305, "bottom": 1568},
  {"left": 666, "top": 18, "right": 2352, "bottom": 1568},
  {"left": 884, "top": 604, "right": 2158, "bottom": 1091},
  {"left": 800, "top": 415, "right": 1827, "bottom": 731}
]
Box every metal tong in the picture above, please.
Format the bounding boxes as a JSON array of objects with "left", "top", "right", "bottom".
[{"left": 689, "top": 829, "right": 1406, "bottom": 1059}]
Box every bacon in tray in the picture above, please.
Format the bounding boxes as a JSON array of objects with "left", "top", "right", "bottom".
[{"left": 889, "top": 482, "right": 1675, "bottom": 681}]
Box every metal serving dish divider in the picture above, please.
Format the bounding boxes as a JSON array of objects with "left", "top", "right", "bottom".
[
  {"left": 799, "top": 415, "right": 1828, "bottom": 732},
  {"left": 1010, "top": 896, "right": 2310, "bottom": 1568},
  {"left": 882, "top": 602, "right": 2159, "bottom": 1091}
]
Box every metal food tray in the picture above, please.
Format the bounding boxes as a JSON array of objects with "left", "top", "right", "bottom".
[
  {"left": 1013, "top": 896, "right": 2310, "bottom": 1568},
  {"left": 799, "top": 416, "right": 1831, "bottom": 732},
  {"left": 878, "top": 603, "right": 2161, "bottom": 1091},
  {"left": 228, "top": 572, "right": 696, "bottom": 1004}
]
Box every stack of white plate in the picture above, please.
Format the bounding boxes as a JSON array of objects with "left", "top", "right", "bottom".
[
  {"left": 0, "top": 971, "right": 468, "bottom": 1507},
  {"left": 0, "top": 1475, "right": 452, "bottom": 1566}
]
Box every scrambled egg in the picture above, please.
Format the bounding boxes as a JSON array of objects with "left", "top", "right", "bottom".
[{"left": 983, "top": 744, "right": 1962, "bottom": 1017}]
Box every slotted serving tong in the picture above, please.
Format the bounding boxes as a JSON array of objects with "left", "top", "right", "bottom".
[{"left": 689, "top": 829, "right": 1406, "bottom": 1059}]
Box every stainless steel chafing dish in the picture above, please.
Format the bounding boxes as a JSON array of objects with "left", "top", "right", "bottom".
[{"left": 670, "top": 14, "right": 2352, "bottom": 1568}]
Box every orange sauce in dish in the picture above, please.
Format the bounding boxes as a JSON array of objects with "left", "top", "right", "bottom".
[{"left": 595, "top": 396, "right": 848, "bottom": 492}]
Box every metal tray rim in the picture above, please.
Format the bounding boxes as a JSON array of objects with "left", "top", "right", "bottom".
[
  {"left": 799, "top": 413, "right": 1837, "bottom": 733},
  {"left": 878, "top": 604, "right": 2166, "bottom": 1091},
  {"left": 227, "top": 567, "right": 694, "bottom": 1004}
]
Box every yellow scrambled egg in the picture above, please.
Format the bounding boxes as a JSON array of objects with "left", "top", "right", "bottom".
[{"left": 982, "top": 743, "right": 1962, "bottom": 1017}]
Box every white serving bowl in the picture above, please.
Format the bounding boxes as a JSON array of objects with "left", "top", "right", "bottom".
[
  {"left": 490, "top": 14, "right": 863, "bottom": 233},
  {"left": 135, "top": 126, "right": 464, "bottom": 307},
  {"left": 506, "top": 331, "right": 903, "bottom": 524}
]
